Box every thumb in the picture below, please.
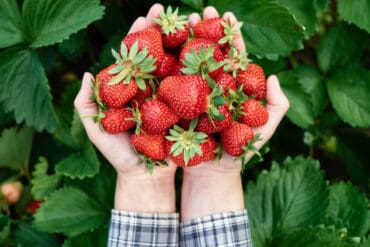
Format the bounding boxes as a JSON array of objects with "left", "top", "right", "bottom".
[{"left": 74, "top": 72, "right": 97, "bottom": 117}]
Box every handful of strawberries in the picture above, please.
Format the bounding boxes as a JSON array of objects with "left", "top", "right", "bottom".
[{"left": 91, "top": 6, "right": 269, "bottom": 171}]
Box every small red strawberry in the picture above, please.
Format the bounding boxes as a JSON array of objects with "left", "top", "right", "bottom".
[
  {"left": 196, "top": 105, "right": 232, "bottom": 134},
  {"left": 154, "top": 6, "right": 189, "bottom": 48},
  {"left": 131, "top": 133, "right": 168, "bottom": 161},
  {"left": 153, "top": 52, "right": 177, "bottom": 79},
  {"left": 239, "top": 99, "right": 269, "bottom": 127},
  {"left": 27, "top": 200, "right": 44, "bottom": 214},
  {"left": 100, "top": 108, "right": 135, "bottom": 134},
  {"left": 220, "top": 121, "right": 254, "bottom": 157},
  {"left": 216, "top": 73, "right": 236, "bottom": 96},
  {"left": 236, "top": 64, "right": 266, "bottom": 100}
]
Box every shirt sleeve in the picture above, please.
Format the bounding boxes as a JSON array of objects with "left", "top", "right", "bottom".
[
  {"left": 179, "top": 209, "right": 253, "bottom": 247},
  {"left": 108, "top": 210, "right": 179, "bottom": 247}
]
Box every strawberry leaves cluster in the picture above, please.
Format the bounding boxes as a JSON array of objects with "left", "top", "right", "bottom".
[{"left": 91, "top": 6, "right": 270, "bottom": 171}]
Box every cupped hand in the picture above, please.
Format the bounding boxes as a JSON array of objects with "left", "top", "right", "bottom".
[{"left": 74, "top": 4, "right": 177, "bottom": 179}]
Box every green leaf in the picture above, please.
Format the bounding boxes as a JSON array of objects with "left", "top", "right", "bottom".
[
  {"left": 0, "top": 48, "right": 58, "bottom": 132},
  {"left": 245, "top": 156, "right": 329, "bottom": 247},
  {"left": 180, "top": 0, "right": 204, "bottom": 11},
  {"left": 22, "top": 0, "right": 105, "bottom": 47},
  {"left": 55, "top": 144, "right": 100, "bottom": 179},
  {"left": 317, "top": 24, "right": 368, "bottom": 73},
  {"left": 327, "top": 66, "right": 370, "bottom": 128},
  {"left": 33, "top": 187, "right": 108, "bottom": 237},
  {"left": 0, "top": 126, "right": 33, "bottom": 170},
  {"left": 325, "top": 182, "right": 368, "bottom": 236},
  {"left": 31, "top": 157, "right": 61, "bottom": 200},
  {"left": 337, "top": 0, "right": 370, "bottom": 33},
  {"left": 0, "top": 0, "right": 25, "bottom": 48},
  {"left": 0, "top": 215, "right": 10, "bottom": 243},
  {"left": 210, "top": 0, "right": 304, "bottom": 58},
  {"left": 63, "top": 227, "right": 108, "bottom": 247},
  {"left": 12, "top": 222, "right": 60, "bottom": 247},
  {"left": 58, "top": 30, "right": 87, "bottom": 61}
]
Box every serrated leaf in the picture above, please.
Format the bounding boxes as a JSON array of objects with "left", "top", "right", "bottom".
[
  {"left": 327, "top": 66, "right": 370, "bottom": 128},
  {"left": 337, "top": 0, "right": 370, "bottom": 33},
  {"left": 0, "top": 48, "right": 58, "bottom": 132},
  {"left": 245, "top": 156, "right": 329, "bottom": 247},
  {"left": 210, "top": 0, "right": 304, "bottom": 58},
  {"left": 0, "top": 126, "right": 33, "bottom": 170},
  {"left": 31, "top": 157, "right": 61, "bottom": 200},
  {"left": 12, "top": 222, "right": 60, "bottom": 247},
  {"left": 0, "top": 216, "right": 10, "bottom": 243},
  {"left": 63, "top": 227, "right": 107, "bottom": 247},
  {"left": 33, "top": 187, "right": 108, "bottom": 237},
  {"left": 0, "top": 0, "right": 25, "bottom": 48},
  {"left": 325, "top": 182, "right": 368, "bottom": 236},
  {"left": 317, "top": 24, "right": 368, "bottom": 73},
  {"left": 22, "top": 0, "right": 105, "bottom": 48}
]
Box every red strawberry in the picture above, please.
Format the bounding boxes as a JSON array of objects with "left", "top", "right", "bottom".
[
  {"left": 196, "top": 105, "right": 232, "bottom": 134},
  {"left": 180, "top": 38, "right": 224, "bottom": 80},
  {"left": 139, "top": 99, "right": 180, "bottom": 135},
  {"left": 27, "top": 200, "right": 44, "bottom": 214},
  {"left": 236, "top": 64, "right": 266, "bottom": 100},
  {"left": 158, "top": 75, "right": 210, "bottom": 119},
  {"left": 131, "top": 133, "right": 167, "bottom": 160},
  {"left": 239, "top": 99, "right": 269, "bottom": 127},
  {"left": 169, "top": 62, "right": 183, "bottom": 76},
  {"left": 101, "top": 108, "right": 135, "bottom": 134},
  {"left": 193, "top": 18, "right": 225, "bottom": 47},
  {"left": 166, "top": 135, "right": 218, "bottom": 167},
  {"left": 154, "top": 52, "right": 177, "bottom": 79},
  {"left": 216, "top": 73, "right": 236, "bottom": 96},
  {"left": 154, "top": 6, "right": 189, "bottom": 48},
  {"left": 96, "top": 64, "right": 138, "bottom": 108},
  {"left": 129, "top": 81, "right": 154, "bottom": 107},
  {"left": 220, "top": 122, "right": 254, "bottom": 156}
]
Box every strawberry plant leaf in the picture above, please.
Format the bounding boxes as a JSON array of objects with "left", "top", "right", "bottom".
[
  {"left": 0, "top": 0, "right": 25, "bottom": 48},
  {"left": 0, "top": 216, "right": 10, "bottom": 244},
  {"left": 324, "top": 182, "right": 369, "bottom": 236},
  {"left": 180, "top": 0, "right": 204, "bottom": 11},
  {"left": 31, "top": 157, "right": 62, "bottom": 200},
  {"left": 0, "top": 48, "right": 58, "bottom": 132},
  {"left": 245, "top": 156, "right": 329, "bottom": 247},
  {"left": 33, "top": 187, "right": 109, "bottom": 237},
  {"left": 62, "top": 227, "right": 108, "bottom": 247},
  {"left": 22, "top": 0, "right": 105, "bottom": 48},
  {"left": 0, "top": 126, "right": 33, "bottom": 171},
  {"left": 327, "top": 66, "right": 370, "bottom": 128},
  {"left": 12, "top": 222, "right": 60, "bottom": 247},
  {"left": 317, "top": 24, "right": 368, "bottom": 73},
  {"left": 337, "top": 0, "right": 370, "bottom": 33},
  {"left": 210, "top": 0, "right": 305, "bottom": 59}
]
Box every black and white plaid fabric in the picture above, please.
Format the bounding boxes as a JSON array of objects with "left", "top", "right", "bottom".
[
  {"left": 108, "top": 210, "right": 179, "bottom": 247},
  {"left": 180, "top": 209, "right": 253, "bottom": 247},
  {"left": 108, "top": 209, "right": 253, "bottom": 247}
]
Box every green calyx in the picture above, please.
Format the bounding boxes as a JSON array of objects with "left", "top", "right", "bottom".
[
  {"left": 166, "top": 119, "right": 208, "bottom": 166},
  {"left": 108, "top": 41, "right": 156, "bottom": 90},
  {"left": 237, "top": 133, "right": 262, "bottom": 172},
  {"left": 132, "top": 149, "right": 168, "bottom": 175},
  {"left": 219, "top": 18, "right": 243, "bottom": 46},
  {"left": 228, "top": 85, "right": 249, "bottom": 121},
  {"left": 181, "top": 46, "right": 225, "bottom": 80},
  {"left": 153, "top": 6, "right": 188, "bottom": 34},
  {"left": 224, "top": 47, "right": 251, "bottom": 77},
  {"left": 207, "top": 85, "right": 226, "bottom": 122}
]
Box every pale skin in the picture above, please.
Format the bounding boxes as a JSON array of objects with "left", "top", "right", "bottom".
[{"left": 74, "top": 3, "right": 289, "bottom": 220}]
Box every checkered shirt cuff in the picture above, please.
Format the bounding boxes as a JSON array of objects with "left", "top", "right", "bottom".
[
  {"left": 179, "top": 209, "right": 253, "bottom": 247},
  {"left": 108, "top": 210, "right": 179, "bottom": 247}
]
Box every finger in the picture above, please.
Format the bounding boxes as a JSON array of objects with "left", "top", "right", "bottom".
[
  {"left": 146, "top": 3, "right": 164, "bottom": 27},
  {"left": 223, "top": 12, "right": 246, "bottom": 52},
  {"left": 128, "top": 17, "right": 148, "bottom": 34},
  {"left": 203, "top": 6, "right": 219, "bottom": 19},
  {"left": 189, "top": 13, "right": 201, "bottom": 28}
]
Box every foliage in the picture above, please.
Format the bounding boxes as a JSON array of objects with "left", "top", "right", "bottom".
[{"left": 0, "top": 0, "right": 369, "bottom": 246}]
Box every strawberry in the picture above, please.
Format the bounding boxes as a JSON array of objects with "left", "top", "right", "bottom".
[
  {"left": 169, "top": 61, "right": 183, "bottom": 76},
  {"left": 154, "top": 52, "right": 177, "bottom": 79},
  {"left": 154, "top": 6, "right": 189, "bottom": 48},
  {"left": 100, "top": 108, "right": 135, "bottom": 134},
  {"left": 95, "top": 64, "right": 138, "bottom": 108},
  {"left": 158, "top": 75, "right": 210, "bottom": 119},
  {"left": 220, "top": 121, "right": 254, "bottom": 157},
  {"left": 27, "top": 200, "right": 44, "bottom": 214},
  {"left": 216, "top": 73, "right": 236, "bottom": 96},
  {"left": 180, "top": 38, "right": 224, "bottom": 80},
  {"left": 239, "top": 99, "right": 269, "bottom": 127},
  {"left": 196, "top": 105, "right": 232, "bottom": 134},
  {"left": 138, "top": 99, "right": 180, "bottom": 135},
  {"left": 1, "top": 181, "right": 22, "bottom": 204},
  {"left": 129, "top": 81, "right": 154, "bottom": 108},
  {"left": 236, "top": 63, "right": 266, "bottom": 100},
  {"left": 131, "top": 133, "right": 167, "bottom": 160}
]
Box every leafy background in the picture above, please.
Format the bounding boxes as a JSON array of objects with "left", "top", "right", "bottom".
[{"left": 0, "top": 0, "right": 369, "bottom": 246}]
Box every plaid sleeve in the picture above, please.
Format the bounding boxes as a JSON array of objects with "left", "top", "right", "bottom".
[
  {"left": 108, "top": 210, "right": 179, "bottom": 247},
  {"left": 179, "top": 209, "right": 253, "bottom": 247}
]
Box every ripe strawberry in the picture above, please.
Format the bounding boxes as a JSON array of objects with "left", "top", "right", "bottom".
[
  {"left": 139, "top": 99, "right": 180, "bottom": 135},
  {"left": 193, "top": 18, "right": 225, "bottom": 47},
  {"left": 96, "top": 64, "right": 138, "bottom": 108},
  {"left": 131, "top": 133, "right": 167, "bottom": 160},
  {"left": 129, "top": 81, "right": 154, "bottom": 108},
  {"left": 100, "top": 108, "right": 135, "bottom": 134},
  {"left": 158, "top": 75, "right": 210, "bottom": 119},
  {"left": 239, "top": 99, "right": 269, "bottom": 127},
  {"left": 169, "top": 61, "right": 183, "bottom": 76},
  {"left": 236, "top": 64, "right": 266, "bottom": 100},
  {"left": 196, "top": 105, "right": 232, "bottom": 134},
  {"left": 154, "top": 6, "right": 189, "bottom": 48},
  {"left": 180, "top": 38, "right": 224, "bottom": 80},
  {"left": 27, "top": 200, "right": 44, "bottom": 214},
  {"left": 220, "top": 122, "right": 254, "bottom": 157},
  {"left": 154, "top": 52, "right": 177, "bottom": 79},
  {"left": 216, "top": 73, "right": 236, "bottom": 96}
]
